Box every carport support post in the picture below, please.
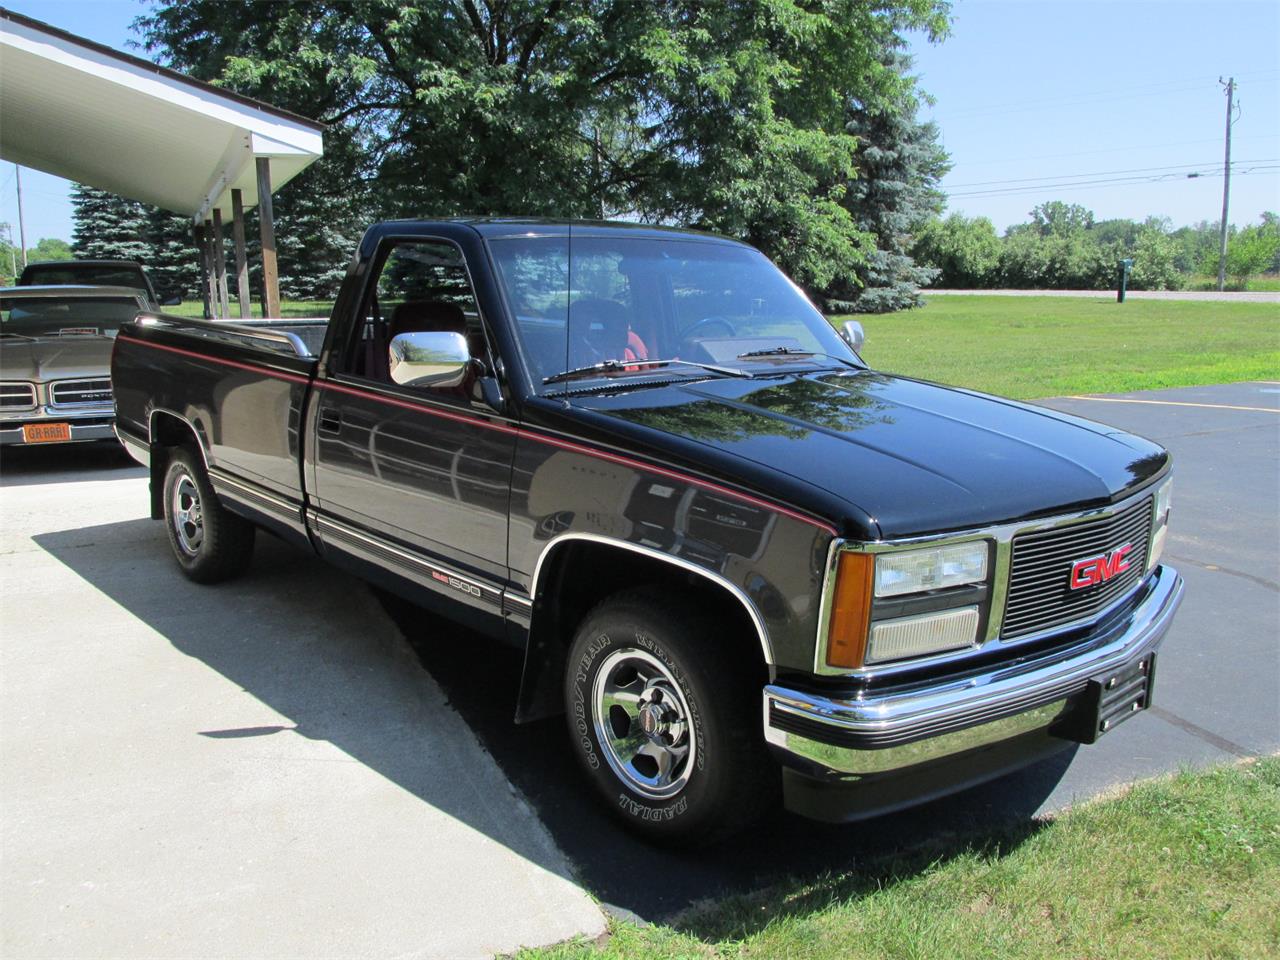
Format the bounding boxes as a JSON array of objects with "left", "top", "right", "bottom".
[
  {"left": 202, "top": 219, "right": 219, "bottom": 318},
  {"left": 256, "top": 157, "right": 280, "bottom": 318},
  {"left": 211, "top": 208, "right": 231, "bottom": 320},
  {"left": 194, "top": 223, "right": 212, "bottom": 320},
  {"left": 230, "top": 189, "right": 251, "bottom": 319}
]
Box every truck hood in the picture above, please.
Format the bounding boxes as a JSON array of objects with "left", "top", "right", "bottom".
[
  {"left": 0, "top": 336, "right": 114, "bottom": 382},
  {"left": 566, "top": 369, "right": 1168, "bottom": 539}
]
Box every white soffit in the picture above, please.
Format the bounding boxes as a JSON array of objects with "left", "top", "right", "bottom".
[{"left": 0, "top": 9, "right": 324, "bottom": 223}]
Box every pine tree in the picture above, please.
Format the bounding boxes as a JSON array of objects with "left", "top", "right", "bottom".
[
  {"left": 70, "top": 184, "right": 151, "bottom": 262},
  {"left": 146, "top": 209, "right": 201, "bottom": 300},
  {"left": 827, "top": 52, "right": 949, "bottom": 313}
]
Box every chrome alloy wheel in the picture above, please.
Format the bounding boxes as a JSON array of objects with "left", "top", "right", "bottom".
[
  {"left": 171, "top": 472, "right": 204, "bottom": 557},
  {"left": 591, "top": 647, "right": 696, "bottom": 799}
]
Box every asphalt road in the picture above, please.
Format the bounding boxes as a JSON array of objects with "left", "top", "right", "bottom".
[{"left": 2, "top": 381, "right": 1276, "bottom": 942}]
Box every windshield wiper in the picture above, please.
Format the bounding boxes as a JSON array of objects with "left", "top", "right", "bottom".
[
  {"left": 543, "top": 357, "right": 750, "bottom": 386},
  {"left": 0, "top": 332, "right": 37, "bottom": 341},
  {"left": 737, "top": 346, "right": 860, "bottom": 368}
]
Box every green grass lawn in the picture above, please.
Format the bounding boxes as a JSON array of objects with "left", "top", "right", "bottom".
[
  {"left": 846, "top": 295, "right": 1280, "bottom": 399},
  {"left": 162, "top": 299, "right": 331, "bottom": 319},
  {"left": 160, "top": 293, "right": 1279, "bottom": 401},
  {"left": 520, "top": 758, "right": 1280, "bottom": 960}
]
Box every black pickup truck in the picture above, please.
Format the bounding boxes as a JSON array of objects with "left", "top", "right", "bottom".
[{"left": 112, "top": 219, "right": 1184, "bottom": 841}]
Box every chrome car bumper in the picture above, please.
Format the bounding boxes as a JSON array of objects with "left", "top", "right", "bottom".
[
  {"left": 0, "top": 416, "right": 117, "bottom": 445},
  {"left": 764, "top": 565, "right": 1183, "bottom": 819}
]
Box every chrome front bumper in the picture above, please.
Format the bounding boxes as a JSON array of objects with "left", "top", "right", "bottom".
[{"left": 764, "top": 565, "right": 1184, "bottom": 782}]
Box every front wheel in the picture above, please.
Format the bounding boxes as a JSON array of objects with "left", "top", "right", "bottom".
[
  {"left": 162, "top": 446, "right": 255, "bottom": 583},
  {"left": 564, "top": 588, "right": 777, "bottom": 844}
]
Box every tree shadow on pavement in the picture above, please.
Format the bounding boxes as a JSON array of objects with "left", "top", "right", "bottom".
[{"left": 380, "top": 591, "right": 1077, "bottom": 924}]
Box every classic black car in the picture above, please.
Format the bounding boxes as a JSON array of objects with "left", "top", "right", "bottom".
[
  {"left": 110, "top": 219, "right": 1183, "bottom": 842},
  {"left": 19, "top": 259, "right": 179, "bottom": 308}
]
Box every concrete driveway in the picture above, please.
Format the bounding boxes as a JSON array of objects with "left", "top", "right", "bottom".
[
  {"left": 2, "top": 381, "right": 1276, "bottom": 939},
  {"left": 0, "top": 445, "right": 603, "bottom": 959}
]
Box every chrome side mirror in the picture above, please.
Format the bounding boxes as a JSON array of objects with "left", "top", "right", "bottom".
[
  {"left": 388, "top": 331, "right": 470, "bottom": 387},
  {"left": 840, "top": 319, "right": 865, "bottom": 353}
]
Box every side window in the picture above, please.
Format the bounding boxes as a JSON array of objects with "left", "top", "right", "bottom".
[{"left": 341, "top": 240, "right": 490, "bottom": 392}]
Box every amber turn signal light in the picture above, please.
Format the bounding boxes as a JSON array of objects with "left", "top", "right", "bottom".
[{"left": 825, "top": 552, "right": 874, "bottom": 669}]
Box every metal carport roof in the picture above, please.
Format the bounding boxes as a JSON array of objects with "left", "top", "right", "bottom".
[{"left": 0, "top": 7, "right": 323, "bottom": 223}]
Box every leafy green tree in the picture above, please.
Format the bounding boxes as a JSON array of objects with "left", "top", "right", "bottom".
[
  {"left": 26, "top": 238, "right": 73, "bottom": 262},
  {"left": 139, "top": 0, "right": 952, "bottom": 303},
  {"left": 998, "top": 225, "right": 1108, "bottom": 290},
  {"left": 1206, "top": 217, "right": 1280, "bottom": 288},
  {"left": 1128, "top": 225, "right": 1181, "bottom": 291},
  {"left": 911, "top": 213, "right": 1000, "bottom": 288},
  {"left": 1169, "top": 220, "right": 1219, "bottom": 275},
  {"left": 1023, "top": 200, "right": 1095, "bottom": 237}
]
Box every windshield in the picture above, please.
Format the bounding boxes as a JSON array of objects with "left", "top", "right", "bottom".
[
  {"left": 0, "top": 296, "right": 141, "bottom": 339},
  {"left": 21, "top": 264, "right": 148, "bottom": 292},
  {"left": 488, "top": 235, "right": 855, "bottom": 391}
]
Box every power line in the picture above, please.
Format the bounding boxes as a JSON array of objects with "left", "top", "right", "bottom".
[
  {"left": 945, "top": 158, "right": 1276, "bottom": 190},
  {"left": 945, "top": 133, "right": 1280, "bottom": 170},
  {"left": 947, "top": 167, "right": 1277, "bottom": 201}
]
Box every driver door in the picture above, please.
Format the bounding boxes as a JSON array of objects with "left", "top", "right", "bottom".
[{"left": 308, "top": 236, "right": 516, "bottom": 610}]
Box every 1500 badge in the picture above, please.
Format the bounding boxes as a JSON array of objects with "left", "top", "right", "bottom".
[{"left": 431, "top": 570, "right": 483, "bottom": 598}]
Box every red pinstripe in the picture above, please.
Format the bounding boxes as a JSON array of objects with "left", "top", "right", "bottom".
[{"left": 121, "top": 332, "right": 839, "bottom": 537}]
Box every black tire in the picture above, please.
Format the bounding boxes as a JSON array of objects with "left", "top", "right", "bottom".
[
  {"left": 161, "top": 445, "right": 255, "bottom": 584},
  {"left": 564, "top": 587, "right": 778, "bottom": 844}
]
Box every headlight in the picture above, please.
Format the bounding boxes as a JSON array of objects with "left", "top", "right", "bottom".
[
  {"left": 824, "top": 541, "right": 990, "bottom": 670},
  {"left": 874, "top": 542, "right": 989, "bottom": 597},
  {"left": 1148, "top": 478, "right": 1172, "bottom": 570}
]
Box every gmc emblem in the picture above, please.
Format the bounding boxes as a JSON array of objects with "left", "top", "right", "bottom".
[{"left": 1069, "top": 545, "right": 1134, "bottom": 590}]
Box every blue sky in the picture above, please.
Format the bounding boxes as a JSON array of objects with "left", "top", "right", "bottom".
[{"left": 2, "top": 0, "right": 1278, "bottom": 244}]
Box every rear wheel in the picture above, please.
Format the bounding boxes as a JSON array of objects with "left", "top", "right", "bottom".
[
  {"left": 564, "top": 588, "right": 778, "bottom": 844},
  {"left": 162, "top": 446, "right": 255, "bottom": 583}
]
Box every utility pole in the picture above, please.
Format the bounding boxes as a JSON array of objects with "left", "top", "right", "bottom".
[
  {"left": 1216, "top": 77, "right": 1235, "bottom": 292},
  {"left": 14, "top": 164, "right": 28, "bottom": 268}
]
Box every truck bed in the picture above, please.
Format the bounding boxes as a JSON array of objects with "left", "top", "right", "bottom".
[{"left": 112, "top": 312, "right": 324, "bottom": 546}]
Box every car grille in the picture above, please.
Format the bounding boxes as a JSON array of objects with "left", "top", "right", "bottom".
[
  {"left": 0, "top": 381, "right": 36, "bottom": 409},
  {"left": 1001, "top": 496, "right": 1153, "bottom": 640},
  {"left": 51, "top": 378, "right": 113, "bottom": 406}
]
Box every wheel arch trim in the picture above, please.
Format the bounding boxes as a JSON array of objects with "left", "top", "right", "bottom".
[
  {"left": 147, "top": 407, "right": 212, "bottom": 471},
  {"left": 527, "top": 532, "right": 776, "bottom": 667}
]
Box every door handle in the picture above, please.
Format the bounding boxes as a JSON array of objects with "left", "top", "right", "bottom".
[{"left": 318, "top": 408, "right": 343, "bottom": 434}]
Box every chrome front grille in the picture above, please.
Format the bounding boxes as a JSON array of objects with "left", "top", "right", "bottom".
[
  {"left": 51, "top": 378, "right": 113, "bottom": 406},
  {"left": 0, "top": 381, "right": 36, "bottom": 409},
  {"left": 1002, "top": 496, "right": 1153, "bottom": 640}
]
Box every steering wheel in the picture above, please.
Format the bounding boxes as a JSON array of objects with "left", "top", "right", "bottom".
[{"left": 682, "top": 315, "right": 737, "bottom": 338}]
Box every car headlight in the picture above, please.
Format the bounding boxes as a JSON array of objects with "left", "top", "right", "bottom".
[
  {"left": 874, "top": 541, "right": 989, "bottom": 597},
  {"left": 824, "top": 541, "right": 990, "bottom": 670},
  {"left": 1148, "top": 478, "right": 1172, "bottom": 571}
]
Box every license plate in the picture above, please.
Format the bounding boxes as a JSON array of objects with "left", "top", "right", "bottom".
[
  {"left": 1055, "top": 653, "right": 1157, "bottom": 745},
  {"left": 22, "top": 422, "right": 72, "bottom": 443}
]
